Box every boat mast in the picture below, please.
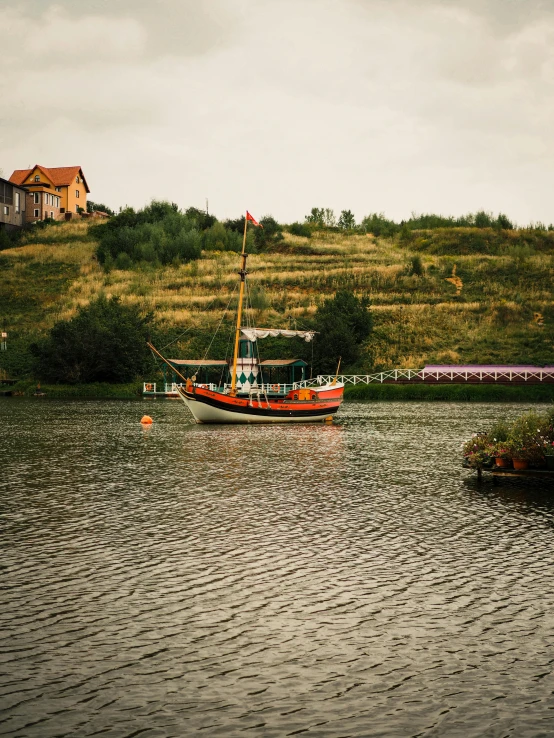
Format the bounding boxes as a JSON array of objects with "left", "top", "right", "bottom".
[{"left": 230, "top": 214, "right": 249, "bottom": 396}]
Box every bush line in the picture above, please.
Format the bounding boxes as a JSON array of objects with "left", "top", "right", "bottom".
[{"left": 344, "top": 384, "right": 554, "bottom": 402}]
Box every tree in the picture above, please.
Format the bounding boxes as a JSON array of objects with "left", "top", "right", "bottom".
[
  {"left": 360, "top": 213, "right": 398, "bottom": 237},
  {"left": 31, "top": 295, "right": 153, "bottom": 383},
  {"left": 323, "top": 208, "right": 336, "bottom": 227},
  {"left": 305, "top": 207, "right": 336, "bottom": 228},
  {"left": 94, "top": 200, "right": 203, "bottom": 267},
  {"left": 305, "top": 207, "right": 325, "bottom": 226},
  {"left": 254, "top": 215, "right": 284, "bottom": 250},
  {"left": 87, "top": 200, "right": 115, "bottom": 216},
  {"left": 474, "top": 210, "right": 493, "bottom": 228},
  {"left": 310, "top": 290, "right": 372, "bottom": 373},
  {"left": 185, "top": 206, "right": 217, "bottom": 230},
  {"left": 338, "top": 209, "right": 356, "bottom": 230},
  {"left": 495, "top": 213, "right": 514, "bottom": 230}
]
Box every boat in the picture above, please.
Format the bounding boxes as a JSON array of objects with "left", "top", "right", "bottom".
[{"left": 147, "top": 211, "right": 344, "bottom": 424}]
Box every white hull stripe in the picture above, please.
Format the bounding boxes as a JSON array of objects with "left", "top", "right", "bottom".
[{"left": 180, "top": 396, "right": 339, "bottom": 424}]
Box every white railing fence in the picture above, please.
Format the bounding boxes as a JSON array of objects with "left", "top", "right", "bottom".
[
  {"left": 145, "top": 367, "right": 554, "bottom": 395},
  {"left": 293, "top": 370, "right": 422, "bottom": 388}
]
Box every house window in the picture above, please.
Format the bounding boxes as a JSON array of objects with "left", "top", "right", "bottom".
[
  {"left": 3, "top": 206, "right": 9, "bottom": 216},
  {"left": 76, "top": 176, "right": 80, "bottom": 183},
  {"left": 55, "top": 187, "right": 61, "bottom": 192},
  {"left": 34, "top": 192, "right": 40, "bottom": 204},
  {"left": 34, "top": 175, "right": 40, "bottom": 182},
  {"left": 75, "top": 190, "right": 79, "bottom": 198},
  {"left": 15, "top": 192, "right": 20, "bottom": 214},
  {"left": 44, "top": 193, "right": 48, "bottom": 204},
  {"left": 50, "top": 211, "right": 54, "bottom": 219},
  {"left": 34, "top": 209, "right": 40, "bottom": 218},
  {"left": 76, "top": 205, "right": 79, "bottom": 213}
]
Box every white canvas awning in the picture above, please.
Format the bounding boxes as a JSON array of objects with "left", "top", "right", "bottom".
[{"left": 241, "top": 328, "right": 316, "bottom": 342}]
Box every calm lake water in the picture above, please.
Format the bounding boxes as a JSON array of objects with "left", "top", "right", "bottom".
[{"left": 1, "top": 398, "right": 554, "bottom": 737}]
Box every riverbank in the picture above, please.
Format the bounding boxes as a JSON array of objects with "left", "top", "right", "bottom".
[
  {"left": 4, "top": 380, "right": 554, "bottom": 402},
  {"left": 7, "top": 380, "right": 143, "bottom": 400},
  {"left": 344, "top": 383, "right": 554, "bottom": 402}
]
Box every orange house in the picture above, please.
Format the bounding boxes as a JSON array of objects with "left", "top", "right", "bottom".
[{"left": 9, "top": 165, "right": 90, "bottom": 219}]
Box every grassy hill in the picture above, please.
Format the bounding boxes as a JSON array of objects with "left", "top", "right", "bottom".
[{"left": 0, "top": 220, "right": 553, "bottom": 386}]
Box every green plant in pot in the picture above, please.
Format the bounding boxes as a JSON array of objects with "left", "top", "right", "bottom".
[
  {"left": 507, "top": 441, "right": 532, "bottom": 470},
  {"left": 462, "top": 434, "right": 494, "bottom": 470},
  {"left": 508, "top": 411, "right": 546, "bottom": 469},
  {"left": 492, "top": 443, "right": 512, "bottom": 468}
]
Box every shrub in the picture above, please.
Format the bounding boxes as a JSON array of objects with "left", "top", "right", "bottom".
[
  {"left": 308, "top": 290, "right": 373, "bottom": 373},
  {"left": 507, "top": 244, "right": 534, "bottom": 268},
  {"left": 31, "top": 295, "right": 153, "bottom": 383},
  {"left": 338, "top": 210, "right": 356, "bottom": 230},
  {"left": 95, "top": 200, "right": 211, "bottom": 267},
  {"left": 407, "top": 255, "right": 424, "bottom": 276},
  {"left": 288, "top": 222, "right": 312, "bottom": 238},
  {"left": 254, "top": 215, "right": 284, "bottom": 251},
  {"left": 87, "top": 200, "right": 115, "bottom": 216},
  {"left": 115, "top": 252, "right": 133, "bottom": 270},
  {"left": 360, "top": 213, "right": 398, "bottom": 238}
]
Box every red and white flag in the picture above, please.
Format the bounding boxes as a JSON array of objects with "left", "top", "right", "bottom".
[{"left": 246, "top": 211, "right": 263, "bottom": 228}]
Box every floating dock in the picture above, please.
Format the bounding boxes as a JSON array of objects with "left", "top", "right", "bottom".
[{"left": 464, "top": 462, "right": 554, "bottom": 484}]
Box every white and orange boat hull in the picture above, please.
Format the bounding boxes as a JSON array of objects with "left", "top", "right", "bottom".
[{"left": 178, "top": 383, "right": 344, "bottom": 424}]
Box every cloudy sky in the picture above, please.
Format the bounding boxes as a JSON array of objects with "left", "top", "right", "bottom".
[{"left": 1, "top": 0, "right": 554, "bottom": 224}]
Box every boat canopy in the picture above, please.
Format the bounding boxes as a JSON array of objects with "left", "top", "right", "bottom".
[
  {"left": 241, "top": 328, "right": 315, "bottom": 342},
  {"left": 169, "top": 359, "right": 228, "bottom": 367},
  {"left": 259, "top": 359, "right": 308, "bottom": 367}
]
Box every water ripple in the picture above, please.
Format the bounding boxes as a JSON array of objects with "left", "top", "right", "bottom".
[{"left": 1, "top": 399, "right": 554, "bottom": 737}]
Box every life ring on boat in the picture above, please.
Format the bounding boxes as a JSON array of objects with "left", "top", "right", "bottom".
[{"left": 271, "top": 383, "right": 280, "bottom": 392}]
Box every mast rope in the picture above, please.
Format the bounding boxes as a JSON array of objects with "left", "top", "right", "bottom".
[
  {"left": 200, "top": 283, "right": 238, "bottom": 366},
  {"left": 158, "top": 294, "right": 219, "bottom": 351},
  {"left": 244, "top": 279, "right": 264, "bottom": 386}
]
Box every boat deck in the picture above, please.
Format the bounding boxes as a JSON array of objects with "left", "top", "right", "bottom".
[{"left": 143, "top": 382, "right": 301, "bottom": 398}]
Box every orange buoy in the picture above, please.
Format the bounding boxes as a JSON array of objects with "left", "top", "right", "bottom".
[{"left": 140, "top": 415, "right": 153, "bottom": 425}]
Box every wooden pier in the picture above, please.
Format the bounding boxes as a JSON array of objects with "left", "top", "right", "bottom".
[{"left": 465, "top": 462, "right": 554, "bottom": 484}]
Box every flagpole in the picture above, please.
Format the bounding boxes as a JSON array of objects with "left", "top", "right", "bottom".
[{"left": 230, "top": 213, "right": 249, "bottom": 396}]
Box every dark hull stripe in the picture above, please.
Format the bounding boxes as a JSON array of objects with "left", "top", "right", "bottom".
[{"left": 185, "top": 391, "right": 340, "bottom": 418}]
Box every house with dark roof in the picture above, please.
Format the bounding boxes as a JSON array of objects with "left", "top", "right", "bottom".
[
  {"left": 9, "top": 165, "right": 90, "bottom": 222},
  {"left": 0, "top": 176, "right": 27, "bottom": 231}
]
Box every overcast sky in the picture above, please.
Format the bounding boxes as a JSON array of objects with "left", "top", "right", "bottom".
[{"left": 1, "top": 0, "right": 554, "bottom": 224}]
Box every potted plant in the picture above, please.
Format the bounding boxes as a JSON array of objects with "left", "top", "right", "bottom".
[
  {"left": 511, "top": 447, "right": 530, "bottom": 470},
  {"left": 507, "top": 411, "right": 546, "bottom": 470},
  {"left": 462, "top": 435, "right": 494, "bottom": 470},
  {"left": 492, "top": 443, "right": 512, "bottom": 468}
]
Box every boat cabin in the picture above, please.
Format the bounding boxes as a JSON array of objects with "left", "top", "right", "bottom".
[{"left": 143, "top": 338, "right": 308, "bottom": 397}]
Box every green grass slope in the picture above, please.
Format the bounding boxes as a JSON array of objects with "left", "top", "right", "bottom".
[{"left": 0, "top": 221, "right": 552, "bottom": 389}]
